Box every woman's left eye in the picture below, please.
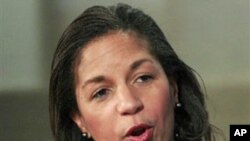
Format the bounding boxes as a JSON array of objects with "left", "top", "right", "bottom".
[{"left": 135, "top": 74, "right": 154, "bottom": 83}]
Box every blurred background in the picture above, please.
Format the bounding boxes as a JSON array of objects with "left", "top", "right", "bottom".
[{"left": 0, "top": 0, "right": 249, "bottom": 140}]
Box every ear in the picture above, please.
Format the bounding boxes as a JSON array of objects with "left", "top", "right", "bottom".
[
  {"left": 170, "top": 81, "right": 179, "bottom": 104},
  {"left": 71, "top": 112, "right": 88, "bottom": 133}
]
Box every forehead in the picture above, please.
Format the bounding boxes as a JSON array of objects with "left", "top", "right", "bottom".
[{"left": 79, "top": 31, "right": 151, "bottom": 65}]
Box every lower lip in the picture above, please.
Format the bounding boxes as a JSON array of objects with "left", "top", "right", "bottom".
[{"left": 127, "top": 128, "right": 153, "bottom": 141}]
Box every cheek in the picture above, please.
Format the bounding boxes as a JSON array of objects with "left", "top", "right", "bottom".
[
  {"left": 142, "top": 81, "right": 176, "bottom": 140},
  {"left": 78, "top": 103, "right": 118, "bottom": 140},
  {"left": 144, "top": 79, "right": 175, "bottom": 123},
  {"left": 84, "top": 113, "right": 102, "bottom": 131}
]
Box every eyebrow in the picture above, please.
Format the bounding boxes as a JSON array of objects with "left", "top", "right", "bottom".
[
  {"left": 130, "top": 58, "right": 153, "bottom": 71},
  {"left": 82, "top": 58, "right": 153, "bottom": 89},
  {"left": 82, "top": 75, "right": 105, "bottom": 89}
]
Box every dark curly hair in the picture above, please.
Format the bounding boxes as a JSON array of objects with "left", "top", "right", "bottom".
[{"left": 49, "top": 3, "right": 217, "bottom": 141}]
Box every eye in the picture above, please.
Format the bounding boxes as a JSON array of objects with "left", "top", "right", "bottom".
[
  {"left": 93, "top": 88, "right": 109, "bottom": 100},
  {"left": 135, "top": 74, "right": 154, "bottom": 83}
]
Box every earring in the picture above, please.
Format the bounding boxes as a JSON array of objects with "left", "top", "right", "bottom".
[
  {"left": 174, "top": 123, "right": 180, "bottom": 141},
  {"left": 82, "top": 132, "right": 91, "bottom": 139},
  {"left": 175, "top": 102, "right": 182, "bottom": 141},
  {"left": 175, "top": 132, "right": 180, "bottom": 141},
  {"left": 82, "top": 132, "right": 87, "bottom": 137},
  {"left": 176, "top": 102, "right": 182, "bottom": 108}
]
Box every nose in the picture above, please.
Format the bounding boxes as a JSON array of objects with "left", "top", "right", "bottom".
[{"left": 116, "top": 86, "right": 143, "bottom": 115}]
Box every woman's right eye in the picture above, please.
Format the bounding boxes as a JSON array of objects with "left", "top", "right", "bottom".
[{"left": 92, "top": 88, "right": 109, "bottom": 100}]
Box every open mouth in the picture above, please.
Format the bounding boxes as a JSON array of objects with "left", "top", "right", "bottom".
[
  {"left": 126, "top": 124, "right": 153, "bottom": 141},
  {"left": 130, "top": 127, "right": 146, "bottom": 136}
]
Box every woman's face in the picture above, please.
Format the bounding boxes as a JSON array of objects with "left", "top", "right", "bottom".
[{"left": 73, "top": 31, "right": 178, "bottom": 141}]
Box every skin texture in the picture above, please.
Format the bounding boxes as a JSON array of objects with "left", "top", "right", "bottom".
[{"left": 72, "top": 31, "right": 179, "bottom": 141}]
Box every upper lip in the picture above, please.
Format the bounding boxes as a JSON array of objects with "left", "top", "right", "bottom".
[{"left": 125, "top": 123, "right": 152, "bottom": 137}]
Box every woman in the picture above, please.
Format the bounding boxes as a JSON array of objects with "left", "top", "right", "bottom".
[{"left": 49, "top": 3, "right": 216, "bottom": 141}]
